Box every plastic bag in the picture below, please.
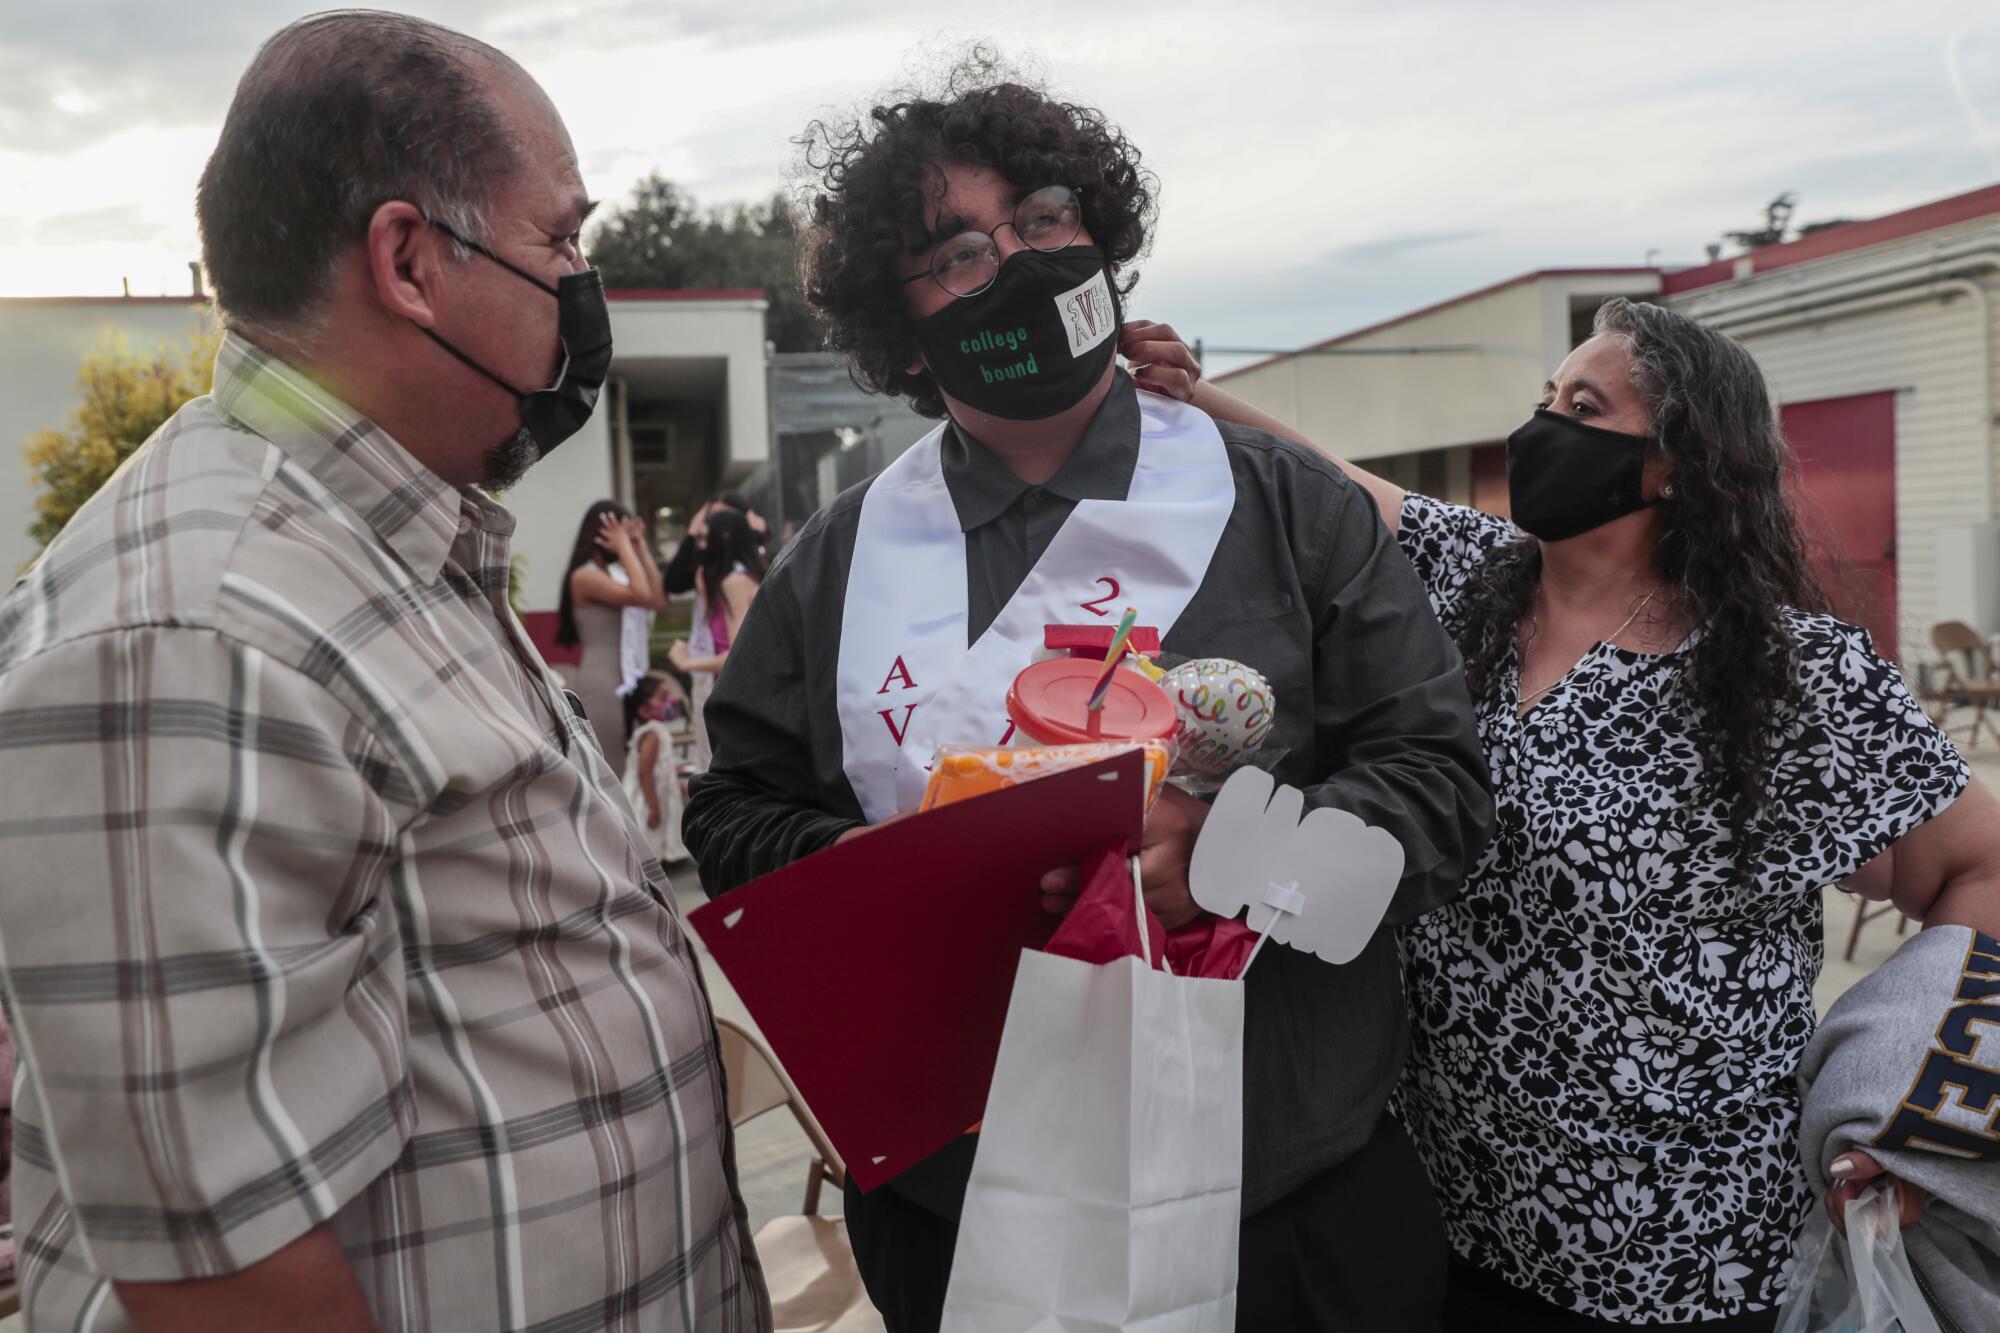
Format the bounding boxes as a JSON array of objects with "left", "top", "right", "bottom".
[{"left": 1775, "top": 1185, "right": 1944, "bottom": 1333}]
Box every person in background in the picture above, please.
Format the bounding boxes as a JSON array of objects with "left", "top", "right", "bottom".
[
  {"left": 0, "top": 13, "right": 766, "bottom": 1329},
  {"left": 663, "top": 493, "right": 768, "bottom": 764},
  {"left": 625, "top": 672, "right": 692, "bottom": 865},
  {"left": 558, "top": 497, "right": 667, "bottom": 758},
  {"left": 662, "top": 491, "right": 770, "bottom": 596},
  {"left": 668, "top": 507, "right": 765, "bottom": 757},
  {"left": 1127, "top": 300, "right": 2000, "bottom": 1330}
]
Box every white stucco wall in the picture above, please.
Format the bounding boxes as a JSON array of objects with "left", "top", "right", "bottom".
[
  {"left": 605, "top": 295, "right": 769, "bottom": 466},
  {"left": 501, "top": 408, "right": 617, "bottom": 612}
]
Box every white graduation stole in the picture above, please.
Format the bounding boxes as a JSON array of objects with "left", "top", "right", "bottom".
[{"left": 836, "top": 392, "right": 1236, "bottom": 823}]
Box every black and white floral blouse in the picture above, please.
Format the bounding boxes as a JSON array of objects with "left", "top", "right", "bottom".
[{"left": 1394, "top": 493, "right": 1969, "bottom": 1323}]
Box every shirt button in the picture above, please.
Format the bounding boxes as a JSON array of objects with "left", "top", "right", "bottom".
[{"left": 456, "top": 513, "right": 475, "bottom": 535}]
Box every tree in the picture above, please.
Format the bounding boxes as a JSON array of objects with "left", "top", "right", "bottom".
[
  {"left": 22, "top": 324, "right": 221, "bottom": 550},
  {"left": 588, "top": 173, "right": 820, "bottom": 352},
  {"left": 1724, "top": 192, "right": 1798, "bottom": 252},
  {"left": 1715, "top": 193, "right": 1854, "bottom": 257}
]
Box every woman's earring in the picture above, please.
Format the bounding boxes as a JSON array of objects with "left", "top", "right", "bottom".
[{"left": 1662, "top": 481, "right": 1676, "bottom": 500}]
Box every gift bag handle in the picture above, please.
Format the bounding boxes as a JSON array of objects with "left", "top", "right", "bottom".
[{"left": 1129, "top": 853, "right": 1174, "bottom": 976}]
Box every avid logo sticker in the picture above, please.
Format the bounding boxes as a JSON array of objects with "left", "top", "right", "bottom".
[{"left": 1054, "top": 268, "right": 1116, "bottom": 358}]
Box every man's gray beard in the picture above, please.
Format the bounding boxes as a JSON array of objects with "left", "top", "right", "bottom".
[{"left": 480, "top": 428, "right": 542, "bottom": 492}]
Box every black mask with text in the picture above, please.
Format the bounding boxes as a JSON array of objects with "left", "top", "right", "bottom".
[
  {"left": 1506, "top": 408, "right": 1659, "bottom": 541},
  {"left": 911, "top": 246, "right": 1121, "bottom": 421}
]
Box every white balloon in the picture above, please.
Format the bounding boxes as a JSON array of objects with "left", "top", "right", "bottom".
[{"left": 1188, "top": 767, "right": 1405, "bottom": 966}]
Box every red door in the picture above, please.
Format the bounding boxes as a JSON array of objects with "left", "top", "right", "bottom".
[{"left": 1781, "top": 392, "right": 1898, "bottom": 659}]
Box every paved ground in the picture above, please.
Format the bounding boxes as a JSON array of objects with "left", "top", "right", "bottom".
[{"left": 686, "top": 747, "right": 2000, "bottom": 1236}]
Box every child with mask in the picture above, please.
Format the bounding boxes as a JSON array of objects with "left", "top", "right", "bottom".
[
  {"left": 623, "top": 673, "right": 690, "bottom": 864},
  {"left": 684, "top": 54, "right": 1494, "bottom": 1332}
]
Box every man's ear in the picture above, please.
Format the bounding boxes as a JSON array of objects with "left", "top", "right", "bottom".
[
  {"left": 366, "top": 200, "right": 443, "bottom": 328},
  {"left": 905, "top": 347, "right": 927, "bottom": 377}
]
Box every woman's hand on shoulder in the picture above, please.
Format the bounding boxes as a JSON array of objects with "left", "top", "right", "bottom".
[
  {"left": 1119, "top": 320, "right": 1200, "bottom": 402},
  {"left": 1117, "top": 318, "right": 1405, "bottom": 530}
]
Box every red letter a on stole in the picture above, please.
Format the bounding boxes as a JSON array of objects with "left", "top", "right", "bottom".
[{"left": 878, "top": 656, "right": 918, "bottom": 694}]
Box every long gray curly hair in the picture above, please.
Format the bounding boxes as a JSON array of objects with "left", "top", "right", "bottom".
[{"left": 1450, "top": 297, "right": 1829, "bottom": 839}]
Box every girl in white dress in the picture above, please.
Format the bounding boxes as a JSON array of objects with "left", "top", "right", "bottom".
[{"left": 622, "top": 674, "right": 690, "bottom": 864}]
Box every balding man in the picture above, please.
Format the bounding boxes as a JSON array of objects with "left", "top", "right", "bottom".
[{"left": 0, "top": 14, "right": 768, "bottom": 1331}]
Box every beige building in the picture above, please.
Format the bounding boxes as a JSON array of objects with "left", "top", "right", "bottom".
[
  {"left": 1214, "top": 185, "right": 2000, "bottom": 672},
  {"left": 1213, "top": 268, "right": 1662, "bottom": 509}
]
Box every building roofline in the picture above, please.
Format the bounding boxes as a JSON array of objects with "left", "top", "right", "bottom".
[
  {"left": 1211, "top": 267, "right": 1660, "bottom": 382},
  {"left": 606, "top": 288, "right": 766, "bottom": 302},
  {"left": 1661, "top": 181, "right": 2000, "bottom": 296},
  {"left": 0, "top": 295, "right": 210, "bottom": 306},
  {"left": 2, "top": 286, "right": 770, "bottom": 306}
]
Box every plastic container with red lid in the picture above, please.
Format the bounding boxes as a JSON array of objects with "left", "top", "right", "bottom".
[{"left": 1006, "top": 656, "right": 1180, "bottom": 747}]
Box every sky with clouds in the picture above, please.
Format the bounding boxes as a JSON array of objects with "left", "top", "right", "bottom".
[{"left": 4, "top": 0, "right": 1998, "bottom": 373}]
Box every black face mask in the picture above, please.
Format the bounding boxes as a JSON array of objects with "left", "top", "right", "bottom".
[
  {"left": 910, "top": 245, "right": 1121, "bottom": 421},
  {"left": 1507, "top": 408, "right": 1659, "bottom": 541},
  {"left": 422, "top": 220, "right": 614, "bottom": 459}
]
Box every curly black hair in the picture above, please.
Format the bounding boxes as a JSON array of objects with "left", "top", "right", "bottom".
[
  {"left": 794, "top": 48, "right": 1157, "bottom": 418},
  {"left": 1452, "top": 298, "right": 1829, "bottom": 843}
]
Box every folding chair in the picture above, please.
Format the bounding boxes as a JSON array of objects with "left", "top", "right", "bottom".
[
  {"left": 715, "top": 1018, "right": 883, "bottom": 1332},
  {"left": 1929, "top": 621, "right": 2000, "bottom": 749},
  {"left": 1841, "top": 889, "right": 1909, "bottom": 962}
]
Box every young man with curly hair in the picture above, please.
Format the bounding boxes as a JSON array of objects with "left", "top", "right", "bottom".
[{"left": 684, "top": 61, "right": 1493, "bottom": 1331}]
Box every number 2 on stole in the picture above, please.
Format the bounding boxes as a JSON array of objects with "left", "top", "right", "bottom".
[{"left": 1080, "top": 577, "right": 1120, "bottom": 617}]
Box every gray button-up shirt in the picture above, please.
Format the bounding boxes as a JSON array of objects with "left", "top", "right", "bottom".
[
  {"left": 687, "top": 373, "right": 1493, "bottom": 1216},
  {"left": 0, "top": 335, "right": 768, "bottom": 1331}
]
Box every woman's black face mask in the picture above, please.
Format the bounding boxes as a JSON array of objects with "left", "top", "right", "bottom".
[{"left": 1506, "top": 408, "right": 1659, "bottom": 541}]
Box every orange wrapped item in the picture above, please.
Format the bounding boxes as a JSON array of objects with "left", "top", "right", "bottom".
[{"left": 920, "top": 740, "right": 1172, "bottom": 812}]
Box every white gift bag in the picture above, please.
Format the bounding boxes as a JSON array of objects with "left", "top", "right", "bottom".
[{"left": 940, "top": 855, "right": 1244, "bottom": 1333}]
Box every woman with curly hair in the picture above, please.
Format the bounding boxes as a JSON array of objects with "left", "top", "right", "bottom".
[
  {"left": 1131, "top": 299, "right": 2000, "bottom": 1329},
  {"left": 685, "top": 53, "right": 1493, "bottom": 1331}
]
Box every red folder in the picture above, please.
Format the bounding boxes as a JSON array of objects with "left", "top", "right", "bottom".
[{"left": 689, "top": 749, "right": 1149, "bottom": 1191}]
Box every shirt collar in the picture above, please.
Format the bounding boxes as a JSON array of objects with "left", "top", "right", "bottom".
[
  {"left": 211, "top": 332, "right": 469, "bottom": 582},
  {"left": 940, "top": 370, "right": 1142, "bottom": 533}
]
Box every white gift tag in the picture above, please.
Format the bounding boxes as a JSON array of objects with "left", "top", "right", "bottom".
[{"left": 1188, "top": 767, "right": 1405, "bottom": 967}]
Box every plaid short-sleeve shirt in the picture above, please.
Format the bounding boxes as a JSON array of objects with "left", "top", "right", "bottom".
[{"left": 0, "top": 335, "right": 769, "bottom": 1331}]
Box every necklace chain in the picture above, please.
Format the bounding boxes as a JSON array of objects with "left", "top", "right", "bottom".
[{"left": 1516, "top": 588, "right": 1659, "bottom": 709}]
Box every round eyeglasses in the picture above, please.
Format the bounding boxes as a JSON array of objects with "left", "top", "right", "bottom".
[{"left": 900, "top": 185, "right": 1083, "bottom": 299}]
